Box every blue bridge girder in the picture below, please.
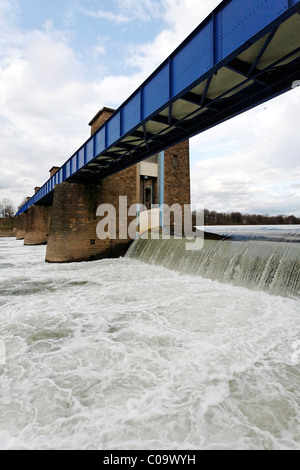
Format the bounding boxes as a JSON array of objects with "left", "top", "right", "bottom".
[{"left": 17, "top": 0, "right": 300, "bottom": 216}]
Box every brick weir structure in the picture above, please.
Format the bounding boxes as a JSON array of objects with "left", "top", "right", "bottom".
[{"left": 12, "top": 107, "right": 191, "bottom": 263}]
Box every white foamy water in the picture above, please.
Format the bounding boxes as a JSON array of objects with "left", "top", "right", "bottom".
[{"left": 0, "top": 238, "right": 299, "bottom": 450}]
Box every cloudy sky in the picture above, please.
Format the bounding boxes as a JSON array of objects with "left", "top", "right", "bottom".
[{"left": 0, "top": 0, "right": 299, "bottom": 216}]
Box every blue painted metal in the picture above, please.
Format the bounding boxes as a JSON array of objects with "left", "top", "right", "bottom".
[{"left": 17, "top": 0, "right": 300, "bottom": 215}]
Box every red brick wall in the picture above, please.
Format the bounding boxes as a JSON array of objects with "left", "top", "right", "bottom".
[
  {"left": 24, "top": 205, "right": 52, "bottom": 246},
  {"left": 90, "top": 107, "right": 191, "bottom": 213},
  {"left": 163, "top": 140, "right": 191, "bottom": 229},
  {"left": 46, "top": 183, "right": 102, "bottom": 262},
  {"left": 164, "top": 140, "right": 190, "bottom": 207},
  {"left": 45, "top": 178, "right": 137, "bottom": 263},
  {"left": 14, "top": 213, "right": 28, "bottom": 240}
]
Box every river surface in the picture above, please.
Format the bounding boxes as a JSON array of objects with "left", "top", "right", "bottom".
[
  {"left": 199, "top": 224, "right": 300, "bottom": 243},
  {"left": 0, "top": 235, "right": 299, "bottom": 450}
]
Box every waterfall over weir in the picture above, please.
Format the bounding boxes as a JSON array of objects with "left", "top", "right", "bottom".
[{"left": 127, "top": 228, "right": 300, "bottom": 298}]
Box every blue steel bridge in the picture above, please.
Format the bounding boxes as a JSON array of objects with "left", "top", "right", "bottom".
[{"left": 17, "top": 0, "right": 300, "bottom": 216}]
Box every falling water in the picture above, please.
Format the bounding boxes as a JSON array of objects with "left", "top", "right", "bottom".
[{"left": 127, "top": 227, "right": 300, "bottom": 298}]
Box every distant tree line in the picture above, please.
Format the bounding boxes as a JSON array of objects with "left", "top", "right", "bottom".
[
  {"left": 193, "top": 209, "right": 300, "bottom": 225},
  {"left": 0, "top": 197, "right": 29, "bottom": 218},
  {"left": 0, "top": 198, "right": 15, "bottom": 218}
]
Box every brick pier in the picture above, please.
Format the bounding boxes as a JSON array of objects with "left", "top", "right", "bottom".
[{"left": 14, "top": 107, "right": 191, "bottom": 263}]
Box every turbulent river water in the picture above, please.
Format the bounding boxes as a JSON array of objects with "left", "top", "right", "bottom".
[{"left": 0, "top": 230, "right": 299, "bottom": 450}]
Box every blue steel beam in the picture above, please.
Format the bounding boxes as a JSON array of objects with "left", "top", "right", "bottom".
[{"left": 17, "top": 0, "right": 300, "bottom": 215}]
